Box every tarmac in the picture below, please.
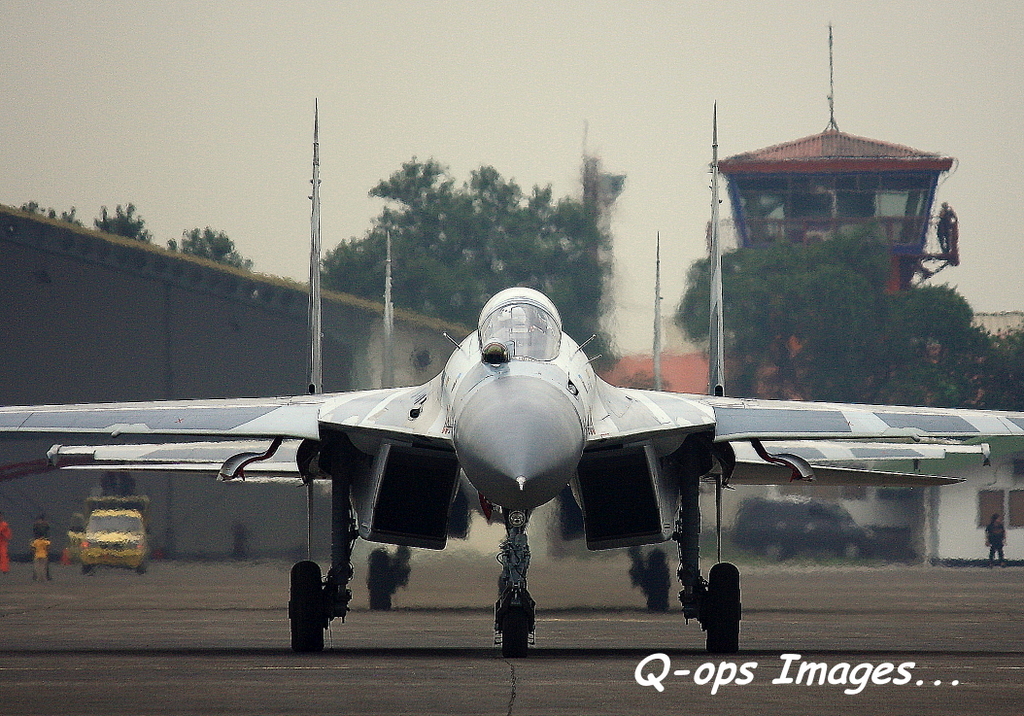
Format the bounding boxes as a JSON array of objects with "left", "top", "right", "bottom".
[{"left": 2, "top": 556, "right": 1023, "bottom": 715}]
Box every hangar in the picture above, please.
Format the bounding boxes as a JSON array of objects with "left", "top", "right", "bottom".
[{"left": 0, "top": 204, "right": 466, "bottom": 559}]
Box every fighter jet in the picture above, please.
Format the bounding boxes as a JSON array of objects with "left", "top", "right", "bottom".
[
  {"left": 4, "top": 108, "right": 1022, "bottom": 656},
  {"left": 2, "top": 284, "right": 1022, "bottom": 656}
]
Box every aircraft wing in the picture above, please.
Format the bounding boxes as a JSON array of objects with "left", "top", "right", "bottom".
[
  {"left": 0, "top": 384, "right": 448, "bottom": 442},
  {"left": 0, "top": 395, "right": 327, "bottom": 440},
  {"left": 589, "top": 382, "right": 717, "bottom": 443},
  {"left": 0, "top": 382, "right": 455, "bottom": 480},
  {"left": 704, "top": 395, "right": 1024, "bottom": 442},
  {"left": 593, "top": 384, "right": 1024, "bottom": 446},
  {"left": 592, "top": 386, "right": 1023, "bottom": 486}
]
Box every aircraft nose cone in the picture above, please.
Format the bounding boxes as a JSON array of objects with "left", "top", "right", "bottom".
[{"left": 454, "top": 376, "right": 584, "bottom": 510}]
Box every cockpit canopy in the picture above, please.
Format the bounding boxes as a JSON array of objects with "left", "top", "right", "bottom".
[{"left": 478, "top": 288, "right": 562, "bottom": 362}]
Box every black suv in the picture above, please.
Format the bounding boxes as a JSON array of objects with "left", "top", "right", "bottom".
[{"left": 732, "top": 497, "right": 874, "bottom": 560}]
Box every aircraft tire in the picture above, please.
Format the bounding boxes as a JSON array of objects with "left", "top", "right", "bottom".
[
  {"left": 500, "top": 607, "right": 530, "bottom": 658},
  {"left": 704, "top": 562, "right": 741, "bottom": 654},
  {"left": 290, "top": 560, "right": 325, "bottom": 652}
]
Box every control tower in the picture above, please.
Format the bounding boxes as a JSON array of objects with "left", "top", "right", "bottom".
[{"left": 718, "top": 127, "right": 958, "bottom": 290}]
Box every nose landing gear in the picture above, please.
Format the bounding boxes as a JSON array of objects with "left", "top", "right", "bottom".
[{"left": 494, "top": 509, "right": 535, "bottom": 658}]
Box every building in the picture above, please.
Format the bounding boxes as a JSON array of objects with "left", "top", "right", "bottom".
[
  {"left": 974, "top": 311, "right": 1024, "bottom": 336},
  {"left": 719, "top": 127, "right": 958, "bottom": 291}
]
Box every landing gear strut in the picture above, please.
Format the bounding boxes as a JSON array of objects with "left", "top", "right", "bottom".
[
  {"left": 494, "top": 509, "right": 535, "bottom": 658},
  {"left": 289, "top": 470, "right": 357, "bottom": 652},
  {"left": 673, "top": 469, "right": 741, "bottom": 653}
]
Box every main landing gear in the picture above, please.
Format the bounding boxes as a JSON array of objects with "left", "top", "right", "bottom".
[
  {"left": 494, "top": 509, "right": 536, "bottom": 658},
  {"left": 702, "top": 562, "right": 741, "bottom": 653},
  {"left": 289, "top": 471, "right": 357, "bottom": 653},
  {"left": 673, "top": 471, "right": 741, "bottom": 654}
]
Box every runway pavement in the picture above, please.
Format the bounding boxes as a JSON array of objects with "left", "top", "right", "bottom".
[{"left": 2, "top": 557, "right": 1023, "bottom": 715}]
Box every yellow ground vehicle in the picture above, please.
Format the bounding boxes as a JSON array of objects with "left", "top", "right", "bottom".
[{"left": 74, "top": 496, "right": 150, "bottom": 574}]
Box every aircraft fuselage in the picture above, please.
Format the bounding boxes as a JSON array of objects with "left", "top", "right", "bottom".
[{"left": 442, "top": 288, "right": 596, "bottom": 511}]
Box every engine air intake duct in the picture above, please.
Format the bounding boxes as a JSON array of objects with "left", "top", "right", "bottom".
[
  {"left": 575, "top": 443, "right": 672, "bottom": 550},
  {"left": 358, "top": 441, "right": 461, "bottom": 550}
]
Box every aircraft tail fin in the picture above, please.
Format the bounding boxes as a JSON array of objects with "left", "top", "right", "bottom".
[
  {"left": 308, "top": 101, "right": 323, "bottom": 395},
  {"left": 708, "top": 104, "right": 725, "bottom": 397}
]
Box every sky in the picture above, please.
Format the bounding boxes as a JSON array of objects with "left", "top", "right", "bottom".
[{"left": 3, "top": 1, "right": 1023, "bottom": 354}]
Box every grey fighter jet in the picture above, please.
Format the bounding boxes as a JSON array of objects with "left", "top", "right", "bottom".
[{"left": 1, "top": 285, "right": 1021, "bottom": 656}]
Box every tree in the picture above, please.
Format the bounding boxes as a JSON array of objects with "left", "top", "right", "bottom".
[
  {"left": 94, "top": 204, "right": 152, "bottom": 242},
  {"left": 169, "top": 227, "right": 253, "bottom": 271},
  {"left": 977, "top": 329, "right": 1024, "bottom": 411},
  {"left": 323, "top": 158, "right": 613, "bottom": 360},
  {"left": 676, "top": 228, "right": 994, "bottom": 407},
  {"left": 19, "top": 201, "right": 83, "bottom": 227}
]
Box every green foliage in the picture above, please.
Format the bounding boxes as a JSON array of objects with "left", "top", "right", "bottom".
[
  {"left": 876, "top": 286, "right": 991, "bottom": 408},
  {"left": 977, "top": 330, "right": 1024, "bottom": 410},
  {"left": 94, "top": 204, "right": 152, "bottom": 243},
  {"left": 20, "top": 201, "right": 83, "bottom": 226},
  {"left": 323, "top": 158, "right": 613, "bottom": 358},
  {"left": 676, "top": 229, "right": 1002, "bottom": 407},
  {"left": 169, "top": 227, "right": 253, "bottom": 271}
]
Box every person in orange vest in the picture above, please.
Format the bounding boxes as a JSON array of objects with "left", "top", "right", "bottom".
[{"left": 0, "top": 511, "right": 11, "bottom": 574}]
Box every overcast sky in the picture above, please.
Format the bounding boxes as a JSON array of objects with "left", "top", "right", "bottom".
[{"left": 3, "top": 1, "right": 1022, "bottom": 353}]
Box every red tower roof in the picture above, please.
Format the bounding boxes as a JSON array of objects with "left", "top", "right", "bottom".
[{"left": 719, "top": 128, "right": 954, "bottom": 174}]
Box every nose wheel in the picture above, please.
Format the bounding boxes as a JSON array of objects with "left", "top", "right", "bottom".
[
  {"left": 494, "top": 509, "right": 535, "bottom": 658},
  {"left": 495, "top": 586, "right": 535, "bottom": 658}
]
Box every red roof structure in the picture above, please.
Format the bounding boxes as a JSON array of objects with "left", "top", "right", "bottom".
[
  {"left": 719, "top": 128, "right": 953, "bottom": 174},
  {"left": 600, "top": 353, "right": 709, "bottom": 394}
]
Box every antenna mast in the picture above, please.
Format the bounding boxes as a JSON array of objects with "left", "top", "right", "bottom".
[
  {"left": 308, "top": 101, "right": 323, "bottom": 395},
  {"left": 827, "top": 24, "right": 839, "bottom": 131},
  {"left": 653, "top": 232, "right": 663, "bottom": 391},
  {"left": 708, "top": 104, "right": 725, "bottom": 397}
]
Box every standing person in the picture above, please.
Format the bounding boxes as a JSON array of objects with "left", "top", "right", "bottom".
[
  {"left": 31, "top": 534, "right": 51, "bottom": 582},
  {"left": 33, "top": 513, "right": 51, "bottom": 579},
  {"left": 985, "top": 513, "right": 1007, "bottom": 567},
  {"left": 936, "top": 202, "right": 958, "bottom": 254},
  {"left": 0, "top": 512, "right": 11, "bottom": 574}
]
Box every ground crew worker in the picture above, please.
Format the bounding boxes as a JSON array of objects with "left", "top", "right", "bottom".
[
  {"left": 31, "top": 535, "right": 51, "bottom": 581},
  {"left": 0, "top": 512, "right": 11, "bottom": 574},
  {"left": 985, "top": 513, "right": 1006, "bottom": 567}
]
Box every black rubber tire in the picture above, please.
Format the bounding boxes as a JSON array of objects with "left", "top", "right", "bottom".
[
  {"left": 500, "top": 607, "right": 530, "bottom": 658},
  {"left": 290, "top": 560, "right": 325, "bottom": 653},
  {"left": 705, "top": 562, "right": 741, "bottom": 654}
]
